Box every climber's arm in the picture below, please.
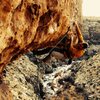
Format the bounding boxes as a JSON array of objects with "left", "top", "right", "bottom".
[{"left": 73, "top": 21, "right": 84, "bottom": 43}]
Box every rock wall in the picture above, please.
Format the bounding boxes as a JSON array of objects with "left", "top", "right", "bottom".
[{"left": 0, "top": 0, "right": 82, "bottom": 73}]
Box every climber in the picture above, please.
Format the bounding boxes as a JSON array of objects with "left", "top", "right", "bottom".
[
  {"left": 64, "top": 21, "right": 88, "bottom": 63},
  {"left": 32, "top": 21, "right": 88, "bottom": 64}
]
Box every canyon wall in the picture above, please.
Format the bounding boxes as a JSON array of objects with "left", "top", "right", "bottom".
[{"left": 0, "top": 0, "right": 82, "bottom": 73}]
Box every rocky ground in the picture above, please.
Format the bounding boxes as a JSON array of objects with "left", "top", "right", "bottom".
[
  {"left": 2, "top": 40, "right": 100, "bottom": 100},
  {"left": 3, "top": 56, "right": 40, "bottom": 100}
]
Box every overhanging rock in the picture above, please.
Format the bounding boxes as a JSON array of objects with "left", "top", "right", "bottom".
[{"left": 0, "top": 0, "right": 82, "bottom": 73}]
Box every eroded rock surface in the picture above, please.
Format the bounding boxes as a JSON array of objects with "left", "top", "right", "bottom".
[
  {"left": 75, "top": 53, "right": 100, "bottom": 100},
  {"left": 0, "top": 0, "right": 82, "bottom": 73},
  {"left": 0, "top": 82, "right": 13, "bottom": 100},
  {"left": 3, "top": 55, "right": 39, "bottom": 100}
]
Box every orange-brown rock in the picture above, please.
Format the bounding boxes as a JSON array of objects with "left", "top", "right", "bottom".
[
  {"left": 0, "top": 82, "right": 13, "bottom": 100},
  {"left": 0, "top": 0, "right": 82, "bottom": 73}
]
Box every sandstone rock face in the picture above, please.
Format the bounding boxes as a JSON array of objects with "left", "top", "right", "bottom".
[
  {"left": 0, "top": 83, "right": 13, "bottom": 100},
  {"left": 0, "top": 0, "right": 82, "bottom": 73}
]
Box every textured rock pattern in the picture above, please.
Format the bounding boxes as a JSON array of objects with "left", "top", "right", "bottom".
[
  {"left": 4, "top": 55, "right": 39, "bottom": 100},
  {"left": 0, "top": 0, "right": 82, "bottom": 73},
  {"left": 75, "top": 53, "right": 100, "bottom": 100},
  {"left": 2, "top": 44, "right": 100, "bottom": 100},
  {"left": 0, "top": 83, "right": 13, "bottom": 100}
]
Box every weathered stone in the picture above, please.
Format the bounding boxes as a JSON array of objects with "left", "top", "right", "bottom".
[
  {"left": 0, "top": 82, "right": 13, "bottom": 100},
  {"left": 3, "top": 56, "right": 39, "bottom": 100},
  {"left": 0, "top": 0, "right": 82, "bottom": 73}
]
